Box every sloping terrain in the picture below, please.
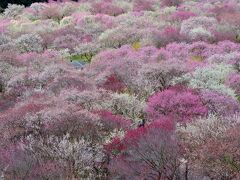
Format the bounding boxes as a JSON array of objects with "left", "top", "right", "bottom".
[{"left": 0, "top": 0, "right": 240, "bottom": 179}]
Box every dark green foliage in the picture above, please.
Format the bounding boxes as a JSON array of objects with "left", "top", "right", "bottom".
[
  {"left": 0, "top": 83, "right": 3, "bottom": 93},
  {"left": 0, "top": 0, "right": 78, "bottom": 9},
  {"left": 0, "top": 0, "right": 47, "bottom": 9}
]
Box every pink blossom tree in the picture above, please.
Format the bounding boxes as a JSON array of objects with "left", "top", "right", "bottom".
[
  {"left": 91, "top": 1, "right": 124, "bottom": 16},
  {"left": 200, "top": 90, "right": 240, "bottom": 116},
  {"left": 145, "top": 86, "right": 208, "bottom": 124},
  {"left": 226, "top": 73, "right": 240, "bottom": 96}
]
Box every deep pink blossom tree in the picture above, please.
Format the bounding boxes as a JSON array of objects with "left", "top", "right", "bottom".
[
  {"left": 97, "top": 110, "right": 132, "bottom": 131},
  {"left": 97, "top": 73, "right": 127, "bottom": 92},
  {"left": 145, "top": 86, "right": 208, "bottom": 124},
  {"left": 105, "top": 118, "right": 183, "bottom": 179}
]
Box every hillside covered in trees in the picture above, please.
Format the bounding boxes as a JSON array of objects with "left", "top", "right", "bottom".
[{"left": 0, "top": 0, "right": 240, "bottom": 179}]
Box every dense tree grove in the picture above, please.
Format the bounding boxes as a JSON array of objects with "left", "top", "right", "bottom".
[{"left": 0, "top": 0, "right": 240, "bottom": 179}]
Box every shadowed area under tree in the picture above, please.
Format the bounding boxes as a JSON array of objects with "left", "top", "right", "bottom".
[{"left": 0, "top": 0, "right": 78, "bottom": 10}]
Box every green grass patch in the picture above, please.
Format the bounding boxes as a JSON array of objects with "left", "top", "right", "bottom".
[{"left": 69, "top": 54, "right": 93, "bottom": 63}]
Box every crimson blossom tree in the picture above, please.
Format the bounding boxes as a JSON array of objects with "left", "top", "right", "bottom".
[{"left": 105, "top": 118, "right": 184, "bottom": 179}]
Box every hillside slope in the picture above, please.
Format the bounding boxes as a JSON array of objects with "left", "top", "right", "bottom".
[{"left": 0, "top": 0, "right": 240, "bottom": 179}]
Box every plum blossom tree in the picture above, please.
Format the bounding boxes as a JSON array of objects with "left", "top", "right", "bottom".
[
  {"left": 15, "top": 33, "right": 44, "bottom": 53},
  {"left": 206, "top": 52, "right": 240, "bottom": 72},
  {"left": 0, "top": 95, "right": 47, "bottom": 144},
  {"left": 108, "top": 93, "right": 145, "bottom": 122},
  {"left": 96, "top": 72, "right": 127, "bottom": 92},
  {"left": 3, "top": 4, "right": 24, "bottom": 18},
  {"left": 178, "top": 115, "right": 240, "bottom": 179},
  {"left": 97, "top": 110, "right": 132, "bottom": 131},
  {"left": 91, "top": 1, "right": 124, "bottom": 16},
  {"left": 170, "top": 11, "right": 196, "bottom": 22},
  {"left": 145, "top": 86, "right": 208, "bottom": 124},
  {"left": 28, "top": 160, "right": 67, "bottom": 180},
  {"left": 213, "top": 23, "right": 239, "bottom": 42},
  {"left": 214, "top": 40, "right": 240, "bottom": 54},
  {"left": 46, "top": 71, "right": 94, "bottom": 95},
  {"left": 133, "top": 0, "right": 156, "bottom": 12},
  {"left": 135, "top": 62, "right": 186, "bottom": 96},
  {"left": 38, "top": 3, "right": 64, "bottom": 21},
  {"left": 161, "top": 0, "right": 182, "bottom": 7},
  {"left": 0, "top": 143, "right": 37, "bottom": 179},
  {"left": 106, "top": 119, "right": 184, "bottom": 179},
  {"left": 180, "top": 16, "right": 217, "bottom": 41},
  {"left": 0, "top": 34, "right": 11, "bottom": 46},
  {"left": 226, "top": 73, "right": 240, "bottom": 96},
  {"left": 196, "top": 125, "right": 240, "bottom": 179},
  {"left": 200, "top": 90, "right": 240, "bottom": 116},
  {"left": 58, "top": 88, "right": 112, "bottom": 111},
  {"left": 25, "top": 133, "right": 106, "bottom": 179},
  {"left": 46, "top": 25, "right": 88, "bottom": 52},
  {"left": 173, "top": 63, "right": 236, "bottom": 97},
  {"left": 0, "top": 19, "right": 11, "bottom": 34},
  {"left": 41, "top": 108, "right": 103, "bottom": 140},
  {"left": 98, "top": 27, "right": 141, "bottom": 48}
]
